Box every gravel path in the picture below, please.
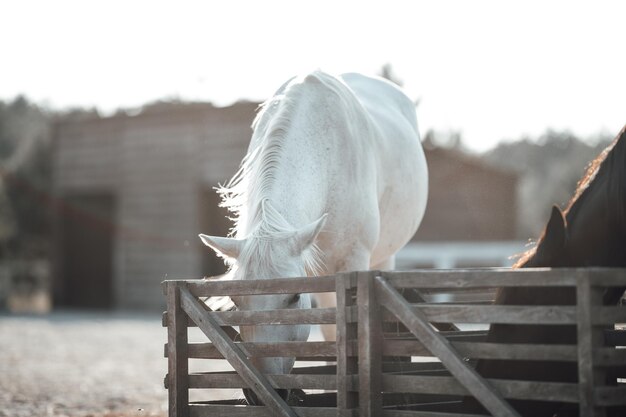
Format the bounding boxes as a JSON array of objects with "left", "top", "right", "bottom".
[{"left": 0, "top": 311, "right": 170, "bottom": 417}]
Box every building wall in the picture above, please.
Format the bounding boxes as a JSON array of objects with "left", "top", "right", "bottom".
[
  {"left": 52, "top": 103, "right": 256, "bottom": 310},
  {"left": 414, "top": 147, "right": 518, "bottom": 242},
  {"left": 53, "top": 116, "right": 122, "bottom": 191},
  {"left": 116, "top": 113, "right": 202, "bottom": 309},
  {"left": 53, "top": 104, "right": 517, "bottom": 310}
]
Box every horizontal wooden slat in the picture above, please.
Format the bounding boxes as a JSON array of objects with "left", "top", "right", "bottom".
[
  {"left": 163, "top": 304, "right": 621, "bottom": 328},
  {"left": 164, "top": 307, "right": 336, "bottom": 327},
  {"left": 165, "top": 334, "right": 495, "bottom": 360},
  {"left": 187, "top": 372, "right": 338, "bottom": 390},
  {"left": 166, "top": 341, "right": 337, "bottom": 359},
  {"left": 381, "top": 268, "right": 578, "bottom": 288},
  {"left": 382, "top": 410, "right": 489, "bottom": 417},
  {"left": 374, "top": 305, "right": 577, "bottom": 325},
  {"left": 168, "top": 335, "right": 530, "bottom": 361},
  {"left": 454, "top": 341, "right": 577, "bottom": 361},
  {"left": 382, "top": 375, "right": 579, "bottom": 403},
  {"left": 161, "top": 269, "right": 626, "bottom": 300},
  {"left": 382, "top": 268, "right": 626, "bottom": 289},
  {"left": 585, "top": 269, "right": 626, "bottom": 287},
  {"left": 382, "top": 340, "right": 578, "bottom": 361},
  {"left": 189, "top": 404, "right": 351, "bottom": 417},
  {"left": 164, "top": 275, "right": 338, "bottom": 297},
  {"left": 488, "top": 379, "right": 580, "bottom": 403},
  {"left": 206, "top": 308, "right": 337, "bottom": 326}
]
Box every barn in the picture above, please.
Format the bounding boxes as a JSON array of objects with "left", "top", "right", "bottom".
[
  {"left": 51, "top": 103, "right": 254, "bottom": 310},
  {"left": 51, "top": 102, "right": 518, "bottom": 310}
]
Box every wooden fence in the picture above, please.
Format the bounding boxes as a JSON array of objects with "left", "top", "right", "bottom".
[{"left": 162, "top": 268, "right": 626, "bottom": 417}]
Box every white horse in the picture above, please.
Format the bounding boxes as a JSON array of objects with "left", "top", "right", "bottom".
[{"left": 200, "top": 70, "right": 427, "bottom": 404}]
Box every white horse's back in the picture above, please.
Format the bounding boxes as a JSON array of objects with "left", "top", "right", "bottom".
[
  {"left": 330, "top": 72, "right": 428, "bottom": 269},
  {"left": 347, "top": 73, "right": 428, "bottom": 266}
]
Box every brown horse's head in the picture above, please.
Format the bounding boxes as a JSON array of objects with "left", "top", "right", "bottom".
[
  {"left": 472, "top": 125, "right": 626, "bottom": 417},
  {"left": 518, "top": 124, "right": 626, "bottom": 269}
]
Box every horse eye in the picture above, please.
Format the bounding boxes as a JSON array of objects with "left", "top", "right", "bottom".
[{"left": 289, "top": 293, "right": 301, "bottom": 304}]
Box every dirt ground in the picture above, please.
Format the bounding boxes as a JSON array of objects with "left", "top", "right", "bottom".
[{"left": 0, "top": 310, "right": 170, "bottom": 417}]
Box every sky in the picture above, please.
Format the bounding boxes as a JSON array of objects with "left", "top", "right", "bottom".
[{"left": 2, "top": 0, "right": 625, "bottom": 151}]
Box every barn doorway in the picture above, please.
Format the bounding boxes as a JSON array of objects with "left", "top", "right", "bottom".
[{"left": 60, "top": 193, "right": 116, "bottom": 309}]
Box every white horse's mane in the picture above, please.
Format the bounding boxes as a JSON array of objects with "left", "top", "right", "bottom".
[{"left": 216, "top": 72, "right": 338, "bottom": 277}]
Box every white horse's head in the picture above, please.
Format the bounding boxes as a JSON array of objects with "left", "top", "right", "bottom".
[{"left": 199, "top": 213, "right": 327, "bottom": 405}]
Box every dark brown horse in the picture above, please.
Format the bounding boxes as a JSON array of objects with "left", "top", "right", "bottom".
[{"left": 469, "top": 125, "right": 626, "bottom": 416}]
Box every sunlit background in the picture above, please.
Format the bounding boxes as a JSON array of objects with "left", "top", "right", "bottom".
[
  {"left": 1, "top": 2, "right": 625, "bottom": 415},
  {"left": 2, "top": 0, "right": 625, "bottom": 306},
  {"left": 2, "top": 0, "right": 625, "bottom": 150}
]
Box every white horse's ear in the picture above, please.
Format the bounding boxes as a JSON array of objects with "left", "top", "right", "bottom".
[
  {"left": 293, "top": 214, "right": 328, "bottom": 254},
  {"left": 199, "top": 234, "right": 245, "bottom": 259}
]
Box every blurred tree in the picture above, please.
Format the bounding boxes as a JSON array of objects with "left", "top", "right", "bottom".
[
  {"left": 482, "top": 130, "right": 611, "bottom": 238},
  {"left": 423, "top": 129, "right": 467, "bottom": 151},
  {"left": 0, "top": 178, "right": 16, "bottom": 243},
  {"left": 0, "top": 96, "right": 52, "bottom": 258},
  {"left": 378, "top": 63, "right": 404, "bottom": 87}
]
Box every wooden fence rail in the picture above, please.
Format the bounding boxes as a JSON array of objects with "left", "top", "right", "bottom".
[{"left": 163, "top": 268, "right": 626, "bottom": 417}]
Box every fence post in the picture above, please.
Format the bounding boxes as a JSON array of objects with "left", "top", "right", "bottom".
[
  {"left": 166, "top": 281, "right": 189, "bottom": 417},
  {"left": 358, "top": 271, "right": 383, "bottom": 417},
  {"left": 336, "top": 272, "right": 358, "bottom": 416},
  {"left": 577, "top": 271, "right": 607, "bottom": 417}
]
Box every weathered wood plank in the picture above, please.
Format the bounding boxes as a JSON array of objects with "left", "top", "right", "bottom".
[
  {"left": 179, "top": 286, "right": 297, "bottom": 417},
  {"left": 162, "top": 312, "right": 241, "bottom": 342},
  {"left": 165, "top": 308, "right": 336, "bottom": 327},
  {"left": 183, "top": 274, "right": 338, "bottom": 297},
  {"left": 166, "top": 282, "right": 189, "bottom": 417},
  {"left": 189, "top": 404, "right": 350, "bottom": 417},
  {"left": 358, "top": 271, "right": 383, "bottom": 417},
  {"left": 585, "top": 269, "right": 626, "bottom": 287},
  {"left": 382, "top": 411, "right": 489, "bottom": 417},
  {"left": 382, "top": 340, "right": 578, "bottom": 361},
  {"left": 375, "top": 305, "right": 577, "bottom": 325},
  {"left": 381, "top": 268, "right": 626, "bottom": 289},
  {"left": 490, "top": 378, "right": 579, "bottom": 403},
  {"left": 336, "top": 272, "right": 358, "bottom": 415},
  {"left": 382, "top": 375, "right": 579, "bottom": 403},
  {"left": 168, "top": 341, "right": 337, "bottom": 359},
  {"left": 397, "top": 289, "right": 460, "bottom": 332},
  {"left": 381, "top": 268, "right": 578, "bottom": 288},
  {"left": 186, "top": 373, "right": 337, "bottom": 390},
  {"left": 374, "top": 275, "right": 520, "bottom": 417}
]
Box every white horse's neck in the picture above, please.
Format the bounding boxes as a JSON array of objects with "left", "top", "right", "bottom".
[
  {"left": 220, "top": 72, "right": 351, "bottom": 239},
  {"left": 218, "top": 72, "right": 354, "bottom": 275}
]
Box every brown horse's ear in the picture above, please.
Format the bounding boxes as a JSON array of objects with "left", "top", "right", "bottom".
[{"left": 535, "top": 205, "right": 567, "bottom": 260}]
